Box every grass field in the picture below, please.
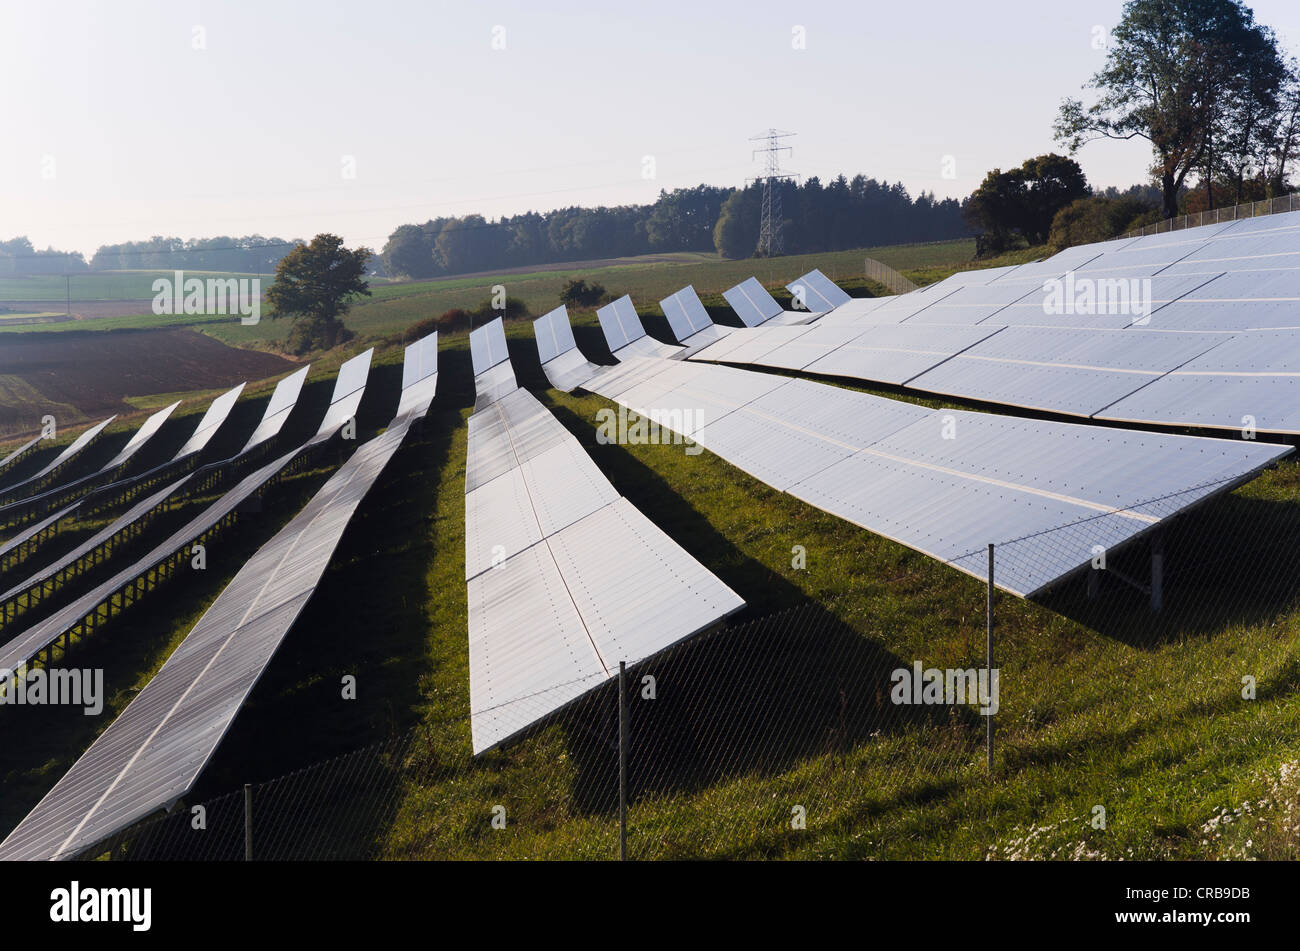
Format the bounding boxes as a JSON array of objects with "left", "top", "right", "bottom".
[
  {"left": 3, "top": 240, "right": 1298, "bottom": 860},
  {"left": 0, "top": 269, "right": 281, "bottom": 302},
  {"left": 0, "top": 240, "right": 990, "bottom": 346}
]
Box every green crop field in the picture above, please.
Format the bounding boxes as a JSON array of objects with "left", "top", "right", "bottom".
[{"left": 0, "top": 269, "right": 275, "bottom": 302}]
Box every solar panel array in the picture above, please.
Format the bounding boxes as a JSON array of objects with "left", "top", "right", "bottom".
[
  {"left": 0, "top": 416, "right": 116, "bottom": 500},
  {"left": 0, "top": 366, "right": 314, "bottom": 581},
  {"left": 693, "top": 211, "right": 1300, "bottom": 434},
  {"left": 0, "top": 336, "right": 439, "bottom": 862},
  {"left": 0, "top": 433, "right": 43, "bottom": 476},
  {"left": 584, "top": 356, "right": 1290, "bottom": 598},
  {"left": 0, "top": 350, "right": 375, "bottom": 678},
  {"left": 465, "top": 352, "right": 743, "bottom": 754}
]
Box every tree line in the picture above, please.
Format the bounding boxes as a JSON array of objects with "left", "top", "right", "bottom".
[{"left": 378, "top": 178, "right": 972, "bottom": 279}]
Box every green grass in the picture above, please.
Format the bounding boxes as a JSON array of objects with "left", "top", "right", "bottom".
[
  {"left": 5, "top": 241, "right": 1299, "bottom": 860},
  {"left": 0, "top": 239, "right": 992, "bottom": 346},
  {"left": 0, "top": 269, "right": 276, "bottom": 302}
]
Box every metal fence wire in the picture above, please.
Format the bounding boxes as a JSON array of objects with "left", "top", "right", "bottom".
[
  {"left": 1120, "top": 192, "right": 1299, "bottom": 238},
  {"left": 81, "top": 602, "right": 985, "bottom": 861},
  {"left": 76, "top": 467, "right": 1300, "bottom": 861}
]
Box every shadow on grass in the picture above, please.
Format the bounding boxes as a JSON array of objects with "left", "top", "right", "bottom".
[
  {"left": 1038, "top": 489, "right": 1300, "bottom": 648},
  {"left": 532, "top": 400, "right": 982, "bottom": 813}
]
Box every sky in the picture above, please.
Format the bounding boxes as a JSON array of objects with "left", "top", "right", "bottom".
[{"left": 3, "top": 0, "right": 1299, "bottom": 258}]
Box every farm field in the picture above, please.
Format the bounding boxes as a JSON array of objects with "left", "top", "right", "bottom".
[
  {"left": 0, "top": 328, "right": 296, "bottom": 437},
  {"left": 0, "top": 239, "right": 996, "bottom": 347}
]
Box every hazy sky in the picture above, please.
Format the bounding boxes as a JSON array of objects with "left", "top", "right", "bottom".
[{"left": 4, "top": 0, "right": 1299, "bottom": 256}]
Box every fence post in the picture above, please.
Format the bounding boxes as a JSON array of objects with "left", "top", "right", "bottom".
[
  {"left": 618, "top": 661, "right": 628, "bottom": 861},
  {"left": 244, "top": 784, "right": 253, "bottom": 861},
  {"left": 986, "top": 544, "right": 994, "bottom": 774}
]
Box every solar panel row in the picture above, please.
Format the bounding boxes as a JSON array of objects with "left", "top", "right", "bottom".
[
  {"left": 584, "top": 357, "right": 1290, "bottom": 598},
  {"left": 465, "top": 323, "right": 742, "bottom": 753},
  {"left": 0, "top": 365, "right": 323, "bottom": 625},
  {"left": 0, "top": 336, "right": 439, "bottom": 862},
  {"left": 693, "top": 213, "right": 1300, "bottom": 433},
  {"left": 0, "top": 349, "right": 374, "bottom": 679}
]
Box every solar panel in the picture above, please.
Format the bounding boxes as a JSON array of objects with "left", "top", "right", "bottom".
[
  {"left": 721, "top": 277, "right": 783, "bottom": 327},
  {"left": 1096, "top": 329, "right": 1300, "bottom": 433},
  {"left": 904, "top": 326, "right": 1224, "bottom": 417},
  {"left": 1217, "top": 208, "right": 1300, "bottom": 236},
  {"left": 1137, "top": 270, "right": 1300, "bottom": 331},
  {"left": 315, "top": 349, "right": 374, "bottom": 439},
  {"left": 729, "top": 323, "right": 868, "bottom": 372},
  {"left": 545, "top": 499, "right": 743, "bottom": 670},
  {"left": 534, "top": 305, "right": 577, "bottom": 365},
  {"left": 470, "top": 317, "right": 510, "bottom": 376},
  {"left": 802, "top": 323, "right": 1004, "bottom": 386},
  {"left": 984, "top": 271, "right": 1224, "bottom": 329},
  {"left": 93, "top": 401, "right": 177, "bottom": 472},
  {"left": 984, "top": 245, "right": 1116, "bottom": 284},
  {"left": 596, "top": 295, "right": 645, "bottom": 350},
  {"left": 787, "top": 269, "right": 851, "bottom": 311},
  {"left": 0, "top": 434, "right": 43, "bottom": 475},
  {"left": 240, "top": 365, "right": 311, "bottom": 454},
  {"left": 402, "top": 330, "right": 440, "bottom": 390},
  {"left": 612, "top": 334, "right": 684, "bottom": 360},
  {"left": 588, "top": 358, "right": 1290, "bottom": 598},
  {"left": 464, "top": 380, "right": 742, "bottom": 754},
  {"left": 532, "top": 307, "right": 602, "bottom": 392},
  {"left": 4, "top": 416, "right": 116, "bottom": 493},
  {"left": 398, "top": 332, "right": 440, "bottom": 418},
  {"left": 468, "top": 542, "right": 609, "bottom": 753},
  {"left": 813, "top": 295, "right": 896, "bottom": 322},
  {"left": 662, "top": 286, "right": 719, "bottom": 338},
  {"left": 173, "top": 383, "right": 245, "bottom": 460},
  {"left": 684, "top": 325, "right": 813, "bottom": 367},
  {"left": 901, "top": 284, "right": 1040, "bottom": 325},
  {"left": 840, "top": 287, "right": 962, "bottom": 324}
]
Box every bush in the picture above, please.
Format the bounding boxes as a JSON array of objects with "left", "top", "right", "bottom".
[
  {"left": 284, "top": 316, "right": 353, "bottom": 356},
  {"left": 559, "top": 279, "right": 606, "bottom": 308},
  {"left": 399, "top": 298, "right": 530, "bottom": 341},
  {"left": 1048, "top": 195, "right": 1158, "bottom": 250}
]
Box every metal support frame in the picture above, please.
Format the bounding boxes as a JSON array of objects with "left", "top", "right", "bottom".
[
  {"left": 986, "top": 544, "right": 994, "bottom": 774},
  {"left": 618, "top": 660, "right": 628, "bottom": 861}
]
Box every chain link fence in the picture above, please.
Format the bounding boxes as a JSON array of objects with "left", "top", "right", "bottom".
[
  {"left": 83, "top": 602, "right": 989, "bottom": 861},
  {"left": 57, "top": 451, "right": 1300, "bottom": 861},
  {"left": 1121, "top": 193, "right": 1299, "bottom": 239}
]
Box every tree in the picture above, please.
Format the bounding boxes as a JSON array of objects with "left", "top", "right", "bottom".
[
  {"left": 712, "top": 187, "right": 761, "bottom": 259},
  {"left": 1055, "top": 0, "right": 1287, "bottom": 219},
  {"left": 265, "top": 234, "right": 370, "bottom": 355},
  {"left": 964, "top": 154, "right": 1088, "bottom": 252}
]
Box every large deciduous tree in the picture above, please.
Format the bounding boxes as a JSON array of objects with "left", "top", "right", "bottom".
[
  {"left": 1055, "top": 0, "right": 1290, "bottom": 219},
  {"left": 965, "top": 154, "right": 1089, "bottom": 252},
  {"left": 265, "top": 233, "right": 371, "bottom": 355}
]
